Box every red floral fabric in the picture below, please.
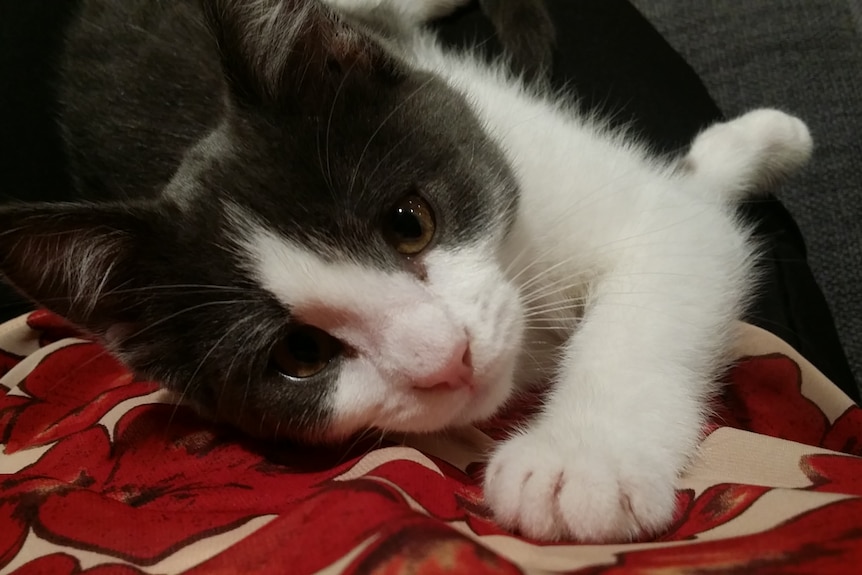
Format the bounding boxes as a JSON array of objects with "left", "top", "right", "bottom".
[{"left": 1, "top": 311, "right": 860, "bottom": 574}]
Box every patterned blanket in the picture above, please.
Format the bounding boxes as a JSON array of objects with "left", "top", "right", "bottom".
[{"left": 1, "top": 311, "right": 860, "bottom": 574}]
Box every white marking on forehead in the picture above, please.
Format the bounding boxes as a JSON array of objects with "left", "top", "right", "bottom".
[
  {"left": 225, "top": 204, "right": 418, "bottom": 319},
  {"left": 251, "top": 228, "right": 401, "bottom": 310}
]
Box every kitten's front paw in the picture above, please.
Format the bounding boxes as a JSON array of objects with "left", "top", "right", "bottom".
[{"left": 484, "top": 429, "right": 679, "bottom": 542}]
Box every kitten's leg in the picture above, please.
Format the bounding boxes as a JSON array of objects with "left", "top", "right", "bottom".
[
  {"left": 484, "top": 236, "right": 750, "bottom": 542},
  {"left": 683, "top": 109, "right": 813, "bottom": 201}
]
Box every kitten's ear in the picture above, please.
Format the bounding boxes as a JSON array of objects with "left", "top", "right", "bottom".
[
  {"left": 0, "top": 203, "right": 155, "bottom": 333},
  {"left": 204, "top": 0, "right": 400, "bottom": 110}
]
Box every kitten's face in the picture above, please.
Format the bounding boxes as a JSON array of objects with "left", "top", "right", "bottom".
[
  {"left": 217, "top": 199, "right": 523, "bottom": 441},
  {"left": 0, "top": 0, "right": 524, "bottom": 442},
  {"left": 174, "top": 69, "right": 524, "bottom": 441}
]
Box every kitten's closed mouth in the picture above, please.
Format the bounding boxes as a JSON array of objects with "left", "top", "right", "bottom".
[{"left": 413, "top": 379, "right": 476, "bottom": 394}]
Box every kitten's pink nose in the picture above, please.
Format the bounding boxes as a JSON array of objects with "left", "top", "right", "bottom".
[{"left": 412, "top": 341, "right": 473, "bottom": 390}]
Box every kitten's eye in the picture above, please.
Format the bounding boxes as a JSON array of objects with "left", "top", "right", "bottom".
[
  {"left": 383, "top": 195, "right": 436, "bottom": 255},
  {"left": 272, "top": 325, "right": 341, "bottom": 379}
]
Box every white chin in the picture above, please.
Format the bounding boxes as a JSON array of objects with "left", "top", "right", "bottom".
[{"left": 452, "top": 375, "right": 517, "bottom": 427}]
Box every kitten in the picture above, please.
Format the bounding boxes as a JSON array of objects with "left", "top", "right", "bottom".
[{"left": 0, "top": 0, "right": 812, "bottom": 542}]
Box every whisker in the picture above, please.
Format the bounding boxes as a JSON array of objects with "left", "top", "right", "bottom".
[
  {"left": 118, "top": 299, "right": 260, "bottom": 344},
  {"left": 167, "top": 316, "right": 255, "bottom": 429},
  {"left": 347, "top": 76, "right": 435, "bottom": 197},
  {"left": 324, "top": 57, "right": 361, "bottom": 195},
  {"left": 523, "top": 302, "right": 586, "bottom": 319}
]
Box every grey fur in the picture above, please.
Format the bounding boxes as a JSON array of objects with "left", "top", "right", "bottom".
[{"left": 0, "top": 0, "right": 520, "bottom": 441}]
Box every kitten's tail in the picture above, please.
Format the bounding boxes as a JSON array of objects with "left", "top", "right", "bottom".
[{"left": 680, "top": 109, "right": 813, "bottom": 202}]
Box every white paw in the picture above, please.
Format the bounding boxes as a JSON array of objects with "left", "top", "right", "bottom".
[
  {"left": 483, "top": 428, "right": 679, "bottom": 542},
  {"left": 688, "top": 109, "right": 813, "bottom": 191}
]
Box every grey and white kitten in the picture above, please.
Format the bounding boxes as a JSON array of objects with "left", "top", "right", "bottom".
[{"left": 0, "top": 0, "right": 813, "bottom": 542}]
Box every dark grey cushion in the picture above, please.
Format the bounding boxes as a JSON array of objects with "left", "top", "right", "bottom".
[{"left": 631, "top": 0, "right": 862, "bottom": 395}]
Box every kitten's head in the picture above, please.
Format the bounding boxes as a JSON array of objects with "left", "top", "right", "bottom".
[{"left": 0, "top": 0, "right": 524, "bottom": 442}]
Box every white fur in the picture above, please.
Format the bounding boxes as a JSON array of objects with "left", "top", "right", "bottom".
[
  {"left": 229, "top": 205, "right": 523, "bottom": 437},
  {"left": 429, "top": 58, "right": 810, "bottom": 541},
  {"left": 320, "top": 0, "right": 814, "bottom": 542},
  {"left": 685, "top": 109, "right": 813, "bottom": 200},
  {"left": 435, "top": 57, "right": 810, "bottom": 543}
]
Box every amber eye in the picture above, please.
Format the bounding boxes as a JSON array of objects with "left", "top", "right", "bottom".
[
  {"left": 383, "top": 195, "right": 436, "bottom": 255},
  {"left": 272, "top": 325, "right": 341, "bottom": 379}
]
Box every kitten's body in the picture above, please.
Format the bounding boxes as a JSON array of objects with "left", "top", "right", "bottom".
[
  {"left": 0, "top": 0, "right": 812, "bottom": 542},
  {"left": 346, "top": 10, "right": 811, "bottom": 539}
]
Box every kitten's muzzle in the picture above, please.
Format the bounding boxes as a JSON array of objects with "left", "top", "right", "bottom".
[{"left": 411, "top": 340, "right": 474, "bottom": 391}]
